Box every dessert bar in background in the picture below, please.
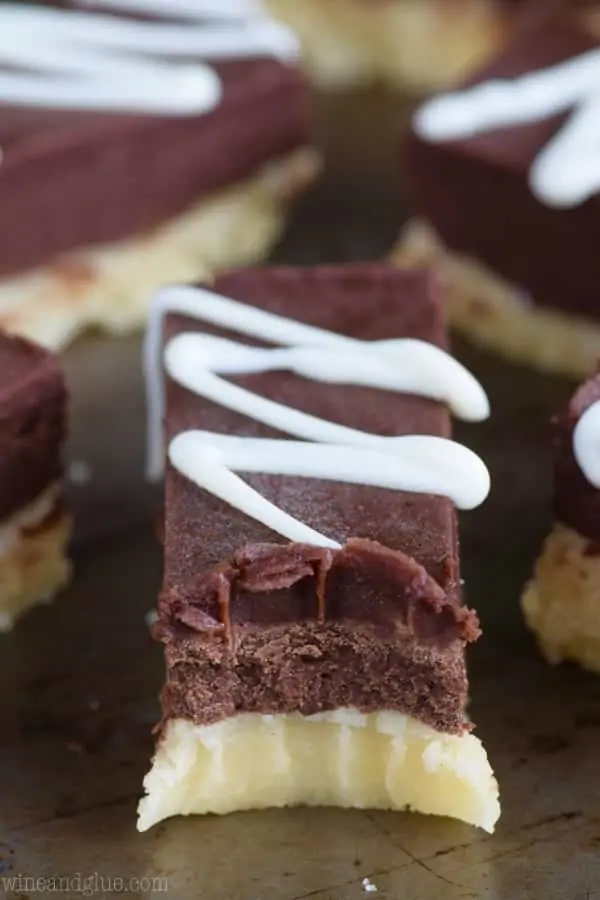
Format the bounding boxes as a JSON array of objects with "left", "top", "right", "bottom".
[
  {"left": 265, "top": 0, "right": 519, "bottom": 93},
  {"left": 523, "top": 374, "right": 600, "bottom": 672},
  {"left": 0, "top": 332, "right": 71, "bottom": 630},
  {"left": 395, "top": 5, "right": 600, "bottom": 376},
  {"left": 137, "top": 264, "right": 499, "bottom": 833},
  {"left": 0, "top": 0, "right": 315, "bottom": 350}
]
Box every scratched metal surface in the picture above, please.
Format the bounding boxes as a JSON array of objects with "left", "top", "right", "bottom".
[{"left": 1, "top": 91, "right": 599, "bottom": 900}]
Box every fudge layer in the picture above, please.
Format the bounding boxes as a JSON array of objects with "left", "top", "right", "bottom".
[
  {"left": 523, "top": 374, "right": 600, "bottom": 672},
  {"left": 138, "top": 264, "right": 499, "bottom": 832},
  {"left": 0, "top": 333, "right": 71, "bottom": 629},
  {"left": 399, "top": 5, "right": 600, "bottom": 377},
  {"left": 0, "top": 2, "right": 315, "bottom": 349},
  {"left": 265, "top": 0, "right": 519, "bottom": 92}
]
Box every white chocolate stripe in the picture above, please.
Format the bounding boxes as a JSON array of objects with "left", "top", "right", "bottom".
[
  {"left": 0, "top": 69, "right": 221, "bottom": 118},
  {"left": 4, "top": 8, "right": 297, "bottom": 60},
  {"left": 574, "top": 401, "right": 600, "bottom": 489},
  {"left": 530, "top": 94, "right": 600, "bottom": 209},
  {"left": 78, "top": 0, "right": 265, "bottom": 21},
  {"left": 0, "top": 3, "right": 297, "bottom": 115},
  {"left": 145, "top": 283, "right": 491, "bottom": 546},
  {"left": 165, "top": 334, "right": 488, "bottom": 437},
  {"left": 145, "top": 284, "right": 490, "bottom": 479},
  {"left": 415, "top": 47, "right": 600, "bottom": 208},
  {"left": 170, "top": 432, "right": 491, "bottom": 549}
]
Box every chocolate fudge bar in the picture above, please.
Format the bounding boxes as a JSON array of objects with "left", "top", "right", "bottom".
[
  {"left": 0, "top": 331, "right": 70, "bottom": 629},
  {"left": 265, "top": 0, "right": 520, "bottom": 93},
  {"left": 523, "top": 373, "right": 600, "bottom": 671},
  {"left": 395, "top": 4, "right": 600, "bottom": 376},
  {"left": 137, "top": 264, "right": 500, "bottom": 833},
  {"left": 0, "top": 1, "right": 315, "bottom": 350}
]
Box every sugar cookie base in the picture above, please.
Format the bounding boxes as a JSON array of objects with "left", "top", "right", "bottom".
[
  {"left": 523, "top": 523, "right": 600, "bottom": 674},
  {"left": 0, "top": 148, "right": 319, "bottom": 352},
  {"left": 392, "top": 221, "right": 600, "bottom": 379},
  {"left": 265, "top": 0, "right": 506, "bottom": 91},
  {"left": 0, "top": 486, "right": 71, "bottom": 631},
  {"left": 137, "top": 708, "right": 500, "bottom": 833}
]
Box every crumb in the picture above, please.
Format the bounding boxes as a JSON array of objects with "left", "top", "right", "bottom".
[
  {"left": 145, "top": 609, "right": 158, "bottom": 631},
  {"left": 362, "top": 877, "right": 378, "bottom": 893},
  {"left": 67, "top": 460, "right": 92, "bottom": 486},
  {"left": 66, "top": 741, "right": 85, "bottom": 754}
]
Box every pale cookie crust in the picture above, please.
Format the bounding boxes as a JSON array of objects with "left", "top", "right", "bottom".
[
  {"left": 265, "top": 0, "right": 506, "bottom": 91},
  {"left": 137, "top": 708, "right": 500, "bottom": 833},
  {"left": 0, "top": 148, "right": 320, "bottom": 352},
  {"left": 523, "top": 523, "right": 600, "bottom": 674},
  {"left": 392, "top": 221, "right": 600, "bottom": 379},
  {"left": 0, "top": 485, "right": 71, "bottom": 632}
]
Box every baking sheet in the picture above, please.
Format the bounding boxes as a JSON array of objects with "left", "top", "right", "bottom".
[{"left": 1, "top": 92, "right": 599, "bottom": 900}]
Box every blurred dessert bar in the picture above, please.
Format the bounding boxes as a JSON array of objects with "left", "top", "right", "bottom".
[
  {"left": 0, "top": 332, "right": 70, "bottom": 630},
  {"left": 395, "top": 5, "right": 600, "bottom": 376},
  {"left": 523, "top": 374, "right": 600, "bottom": 672},
  {"left": 265, "top": 0, "right": 519, "bottom": 92},
  {"left": 137, "top": 264, "right": 499, "bottom": 833},
  {"left": 0, "top": 1, "right": 315, "bottom": 350}
]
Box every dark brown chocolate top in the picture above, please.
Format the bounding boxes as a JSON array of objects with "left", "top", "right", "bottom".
[
  {"left": 407, "top": 7, "right": 600, "bottom": 320},
  {"left": 0, "top": 6, "right": 310, "bottom": 277},
  {"left": 158, "top": 264, "right": 479, "bottom": 735},
  {"left": 554, "top": 372, "right": 600, "bottom": 541},
  {"left": 0, "top": 332, "right": 67, "bottom": 520}
]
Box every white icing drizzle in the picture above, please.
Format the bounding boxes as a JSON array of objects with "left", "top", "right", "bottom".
[
  {"left": 78, "top": 0, "right": 265, "bottom": 20},
  {"left": 144, "top": 284, "right": 491, "bottom": 548},
  {"left": 573, "top": 400, "right": 600, "bottom": 489},
  {"left": 0, "top": 2, "right": 298, "bottom": 115},
  {"left": 414, "top": 47, "right": 600, "bottom": 208}
]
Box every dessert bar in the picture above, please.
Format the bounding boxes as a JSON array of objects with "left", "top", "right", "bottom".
[
  {"left": 137, "top": 264, "right": 499, "bottom": 833},
  {"left": 523, "top": 374, "right": 600, "bottom": 672},
  {"left": 265, "top": 0, "right": 519, "bottom": 93},
  {"left": 0, "top": 332, "right": 70, "bottom": 630},
  {"left": 0, "top": 0, "right": 315, "bottom": 350},
  {"left": 396, "top": 5, "right": 600, "bottom": 376}
]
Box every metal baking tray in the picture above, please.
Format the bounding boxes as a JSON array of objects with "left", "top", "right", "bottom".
[{"left": 1, "top": 92, "right": 597, "bottom": 900}]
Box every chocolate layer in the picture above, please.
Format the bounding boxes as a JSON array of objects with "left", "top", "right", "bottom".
[
  {"left": 407, "top": 7, "right": 600, "bottom": 320},
  {"left": 158, "top": 264, "right": 479, "bottom": 736},
  {"left": 0, "top": 7, "right": 310, "bottom": 277},
  {"left": 0, "top": 332, "right": 67, "bottom": 520},
  {"left": 554, "top": 373, "right": 600, "bottom": 541}
]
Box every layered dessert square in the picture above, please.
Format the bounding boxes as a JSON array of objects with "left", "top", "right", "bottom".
[
  {"left": 0, "top": 332, "right": 70, "bottom": 630},
  {"left": 138, "top": 264, "right": 499, "bottom": 833},
  {"left": 523, "top": 374, "right": 600, "bottom": 672},
  {"left": 0, "top": 1, "right": 316, "bottom": 350},
  {"left": 265, "top": 0, "right": 519, "bottom": 93},
  {"left": 395, "top": 5, "right": 600, "bottom": 376}
]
